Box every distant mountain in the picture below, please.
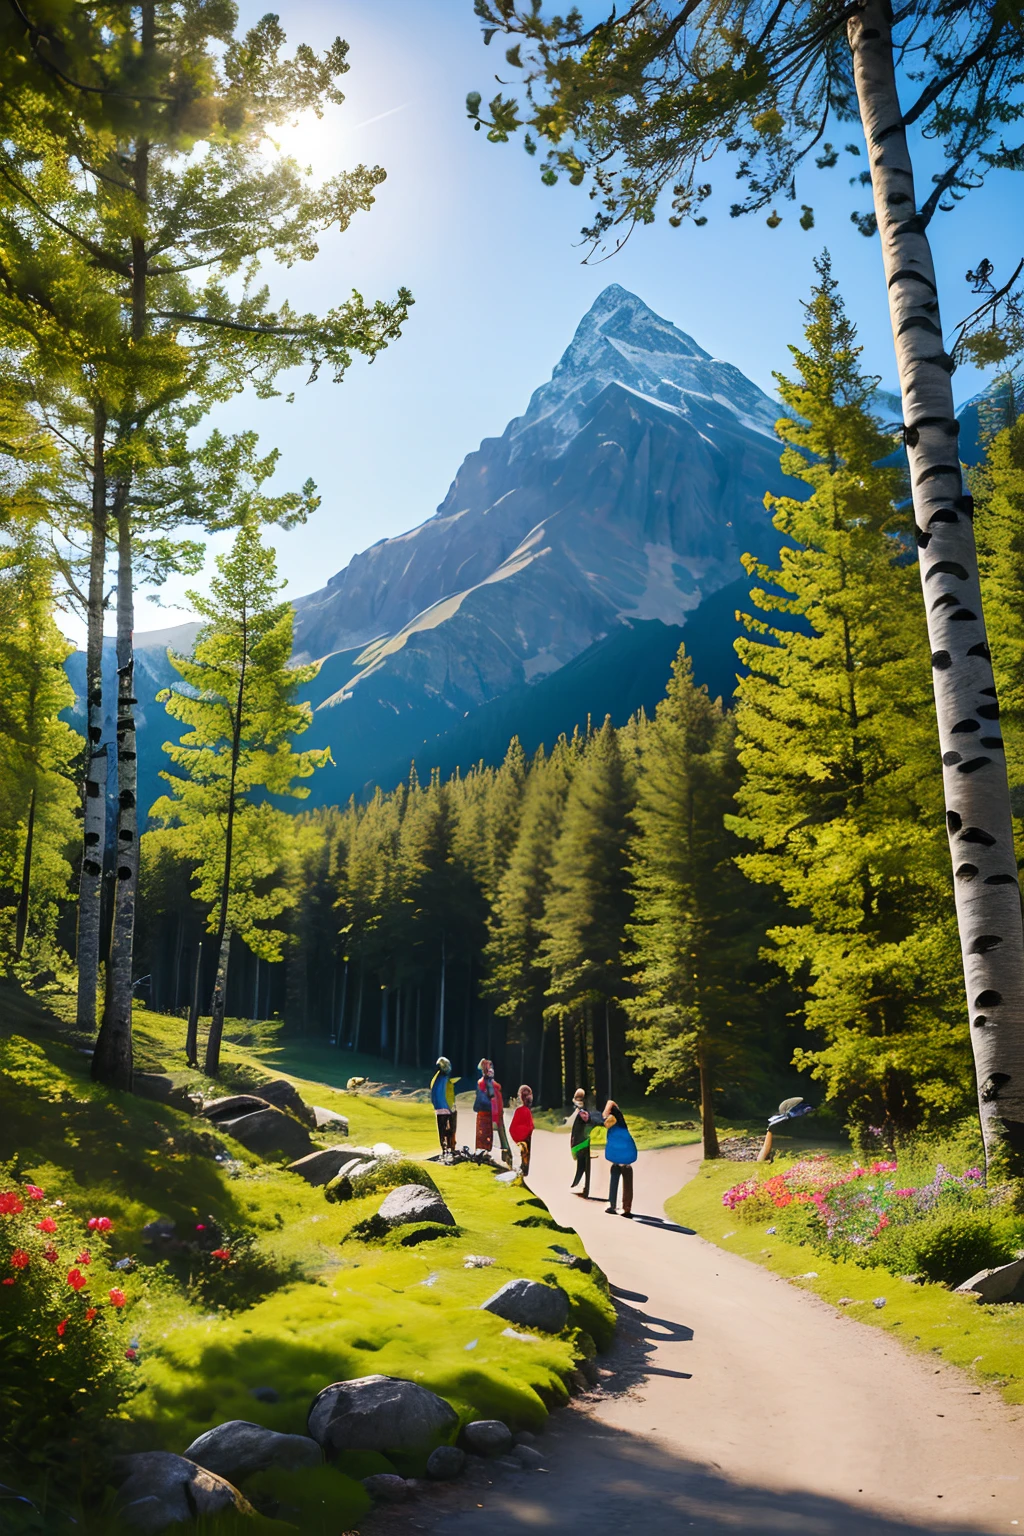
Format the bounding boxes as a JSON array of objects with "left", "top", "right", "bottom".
[{"left": 68, "top": 285, "right": 1001, "bottom": 816}]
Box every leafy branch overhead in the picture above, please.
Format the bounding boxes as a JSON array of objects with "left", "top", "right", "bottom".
[{"left": 467, "top": 0, "right": 1024, "bottom": 252}]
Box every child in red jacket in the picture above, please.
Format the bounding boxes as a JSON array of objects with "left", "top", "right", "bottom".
[{"left": 509, "top": 1085, "right": 535, "bottom": 1177}]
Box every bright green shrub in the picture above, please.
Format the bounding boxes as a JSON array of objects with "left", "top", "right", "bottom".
[
  {"left": 324, "top": 1156, "right": 437, "bottom": 1203},
  {"left": 871, "top": 1208, "right": 1020, "bottom": 1285}
]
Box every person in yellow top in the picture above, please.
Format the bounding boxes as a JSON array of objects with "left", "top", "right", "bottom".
[{"left": 430, "top": 1057, "right": 460, "bottom": 1162}]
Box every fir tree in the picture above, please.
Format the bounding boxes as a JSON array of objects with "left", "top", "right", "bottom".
[
  {"left": 540, "top": 719, "right": 635, "bottom": 1103},
  {"left": 731, "top": 258, "right": 965, "bottom": 1143},
  {"left": 976, "top": 414, "right": 1024, "bottom": 855},
  {"left": 624, "top": 651, "right": 759, "bottom": 1158},
  {"left": 150, "top": 521, "right": 329, "bottom": 1074}
]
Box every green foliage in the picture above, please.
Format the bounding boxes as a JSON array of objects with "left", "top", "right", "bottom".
[
  {"left": 150, "top": 522, "right": 329, "bottom": 961},
  {"left": 325, "top": 1157, "right": 438, "bottom": 1203},
  {"left": 872, "top": 1208, "right": 1020, "bottom": 1287},
  {"left": 976, "top": 411, "right": 1024, "bottom": 855},
  {"left": 730, "top": 257, "right": 966, "bottom": 1140}
]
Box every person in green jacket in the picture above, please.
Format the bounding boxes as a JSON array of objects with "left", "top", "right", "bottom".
[
  {"left": 430, "top": 1057, "right": 460, "bottom": 1161},
  {"left": 569, "top": 1088, "right": 595, "bottom": 1199}
]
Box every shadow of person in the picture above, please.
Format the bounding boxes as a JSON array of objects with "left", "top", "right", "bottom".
[{"left": 627, "top": 1213, "right": 696, "bottom": 1233}]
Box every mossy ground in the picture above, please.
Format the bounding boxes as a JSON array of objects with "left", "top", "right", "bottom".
[
  {"left": 0, "top": 989, "right": 613, "bottom": 1532},
  {"left": 667, "top": 1158, "right": 1024, "bottom": 1406}
]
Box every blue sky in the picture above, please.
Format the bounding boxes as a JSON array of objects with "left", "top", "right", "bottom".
[{"left": 130, "top": 0, "right": 1024, "bottom": 637}]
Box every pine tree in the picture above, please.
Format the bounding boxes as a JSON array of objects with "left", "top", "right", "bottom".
[
  {"left": 976, "top": 413, "right": 1024, "bottom": 856},
  {"left": 624, "top": 650, "right": 760, "bottom": 1158},
  {"left": 0, "top": 540, "right": 81, "bottom": 965},
  {"left": 731, "top": 257, "right": 965, "bottom": 1144},
  {"left": 540, "top": 719, "right": 635, "bottom": 1103},
  {"left": 150, "top": 522, "right": 329, "bottom": 1074}
]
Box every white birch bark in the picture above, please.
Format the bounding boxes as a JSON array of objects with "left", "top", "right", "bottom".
[{"left": 850, "top": 0, "right": 1024, "bottom": 1177}]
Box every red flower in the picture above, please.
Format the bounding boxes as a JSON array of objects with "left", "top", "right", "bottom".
[
  {"left": 42, "top": 1246, "right": 59, "bottom": 1264},
  {"left": 87, "top": 1216, "right": 112, "bottom": 1233},
  {"left": 124, "top": 1347, "right": 137, "bottom": 1361},
  {"left": 66, "top": 1268, "right": 88, "bottom": 1292},
  {"left": 36, "top": 1216, "right": 57, "bottom": 1234},
  {"left": 24, "top": 1185, "right": 44, "bottom": 1201},
  {"left": 210, "top": 1248, "right": 231, "bottom": 1261},
  {"left": 0, "top": 1193, "right": 24, "bottom": 1217},
  {"left": 108, "top": 1287, "right": 126, "bottom": 1308},
  {"left": 10, "top": 1249, "right": 29, "bottom": 1270},
  {"left": 56, "top": 1318, "right": 69, "bottom": 1337},
  {"left": 85, "top": 1307, "right": 97, "bottom": 1321},
  {"left": 75, "top": 1251, "right": 92, "bottom": 1266},
  {"left": 2, "top": 1278, "right": 15, "bottom": 1287}
]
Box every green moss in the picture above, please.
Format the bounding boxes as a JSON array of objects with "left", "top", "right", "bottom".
[{"left": 668, "top": 1160, "right": 1024, "bottom": 1404}]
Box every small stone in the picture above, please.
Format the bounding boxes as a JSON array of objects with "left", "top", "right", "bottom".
[
  {"left": 481, "top": 1279, "right": 569, "bottom": 1334},
  {"left": 461, "top": 1420, "right": 513, "bottom": 1458},
  {"left": 378, "top": 1185, "right": 455, "bottom": 1229},
  {"left": 426, "top": 1445, "right": 466, "bottom": 1481},
  {"left": 312, "top": 1106, "right": 349, "bottom": 1133},
  {"left": 495, "top": 1456, "right": 523, "bottom": 1471},
  {"left": 873, "top": 1297, "right": 887, "bottom": 1308},
  {"left": 836, "top": 1298, "right": 855, "bottom": 1307},
  {"left": 362, "top": 1473, "right": 409, "bottom": 1503},
  {"left": 183, "top": 1420, "right": 321, "bottom": 1482},
  {"left": 514, "top": 1430, "right": 537, "bottom": 1446},
  {"left": 142, "top": 1218, "right": 177, "bottom": 1247},
  {"left": 513, "top": 1444, "right": 545, "bottom": 1469}
]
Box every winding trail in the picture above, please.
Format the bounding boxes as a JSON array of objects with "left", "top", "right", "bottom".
[{"left": 433, "top": 1131, "right": 1024, "bottom": 1534}]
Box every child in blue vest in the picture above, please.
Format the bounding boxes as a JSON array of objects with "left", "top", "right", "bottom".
[
  {"left": 429, "top": 1057, "right": 460, "bottom": 1160},
  {"left": 602, "top": 1100, "right": 638, "bottom": 1217}
]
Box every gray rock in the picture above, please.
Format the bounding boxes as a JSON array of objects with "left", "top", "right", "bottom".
[
  {"left": 115, "top": 1452, "right": 253, "bottom": 1533},
  {"left": 378, "top": 1184, "right": 454, "bottom": 1229},
  {"left": 313, "top": 1105, "right": 350, "bottom": 1133},
  {"left": 495, "top": 1456, "right": 523, "bottom": 1472},
  {"left": 201, "top": 1094, "right": 272, "bottom": 1123},
  {"left": 955, "top": 1254, "right": 1024, "bottom": 1302},
  {"left": 461, "top": 1420, "right": 513, "bottom": 1458},
  {"left": 141, "top": 1218, "right": 177, "bottom": 1248},
  {"left": 218, "top": 1106, "right": 313, "bottom": 1160},
  {"left": 258, "top": 1079, "right": 316, "bottom": 1128},
  {"left": 514, "top": 1430, "right": 537, "bottom": 1445},
  {"left": 183, "top": 1420, "right": 321, "bottom": 1482},
  {"left": 133, "top": 1073, "right": 194, "bottom": 1113},
  {"left": 481, "top": 1279, "right": 570, "bottom": 1334},
  {"left": 514, "top": 1443, "right": 545, "bottom": 1469},
  {"left": 362, "top": 1473, "right": 409, "bottom": 1503},
  {"left": 288, "top": 1147, "right": 371, "bottom": 1186},
  {"left": 308, "top": 1374, "right": 458, "bottom": 1456},
  {"left": 426, "top": 1445, "right": 466, "bottom": 1480}
]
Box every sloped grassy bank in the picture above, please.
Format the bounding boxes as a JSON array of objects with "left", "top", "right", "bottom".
[
  {"left": 0, "top": 995, "right": 613, "bottom": 1531},
  {"left": 667, "top": 1153, "right": 1024, "bottom": 1405}
]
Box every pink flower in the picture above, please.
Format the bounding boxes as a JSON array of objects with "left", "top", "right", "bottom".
[
  {"left": 87, "top": 1216, "right": 112, "bottom": 1233},
  {"left": 195, "top": 1223, "right": 206, "bottom": 1231},
  {"left": 108, "top": 1287, "right": 126, "bottom": 1308},
  {"left": 36, "top": 1216, "right": 57, "bottom": 1234},
  {"left": 124, "top": 1347, "right": 137, "bottom": 1361},
  {"left": 66, "top": 1268, "right": 88, "bottom": 1292},
  {"left": 24, "top": 1185, "right": 44, "bottom": 1201},
  {"left": 0, "top": 1193, "right": 24, "bottom": 1217}
]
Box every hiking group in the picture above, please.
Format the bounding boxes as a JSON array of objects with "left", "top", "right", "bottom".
[{"left": 427, "top": 1059, "right": 637, "bottom": 1213}]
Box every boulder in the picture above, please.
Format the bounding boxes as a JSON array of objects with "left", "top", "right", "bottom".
[
  {"left": 308, "top": 1374, "right": 458, "bottom": 1457},
  {"left": 362, "top": 1473, "right": 409, "bottom": 1503},
  {"left": 461, "top": 1420, "right": 513, "bottom": 1458},
  {"left": 201, "top": 1094, "right": 272, "bottom": 1123},
  {"left": 482, "top": 1279, "right": 569, "bottom": 1334},
  {"left": 955, "top": 1254, "right": 1024, "bottom": 1302},
  {"left": 115, "top": 1452, "right": 253, "bottom": 1533},
  {"left": 313, "top": 1105, "right": 349, "bottom": 1133},
  {"left": 218, "top": 1106, "right": 313, "bottom": 1160},
  {"left": 426, "top": 1445, "right": 465, "bottom": 1481},
  {"left": 183, "top": 1420, "right": 321, "bottom": 1482},
  {"left": 258, "top": 1078, "right": 316, "bottom": 1128},
  {"left": 288, "top": 1147, "right": 372, "bottom": 1186},
  {"left": 514, "top": 1442, "right": 545, "bottom": 1469},
  {"left": 378, "top": 1184, "right": 454, "bottom": 1229},
  {"left": 133, "top": 1073, "right": 195, "bottom": 1113}
]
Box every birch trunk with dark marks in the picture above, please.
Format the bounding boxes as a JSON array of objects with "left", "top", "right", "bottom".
[
  {"left": 850, "top": 0, "right": 1024, "bottom": 1179},
  {"left": 92, "top": 485, "right": 137, "bottom": 1090},
  {"left": 76, "top": 405, "right": 108, "bottom": 1031}
]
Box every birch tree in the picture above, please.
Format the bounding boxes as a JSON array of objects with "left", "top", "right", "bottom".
[{"left": 470, "top": 0, "right": 1024, "bottom": 1179}]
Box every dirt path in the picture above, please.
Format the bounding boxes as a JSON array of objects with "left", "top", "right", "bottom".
[{"left": 378, "top": 1131, "right": 1024, "bottom": 1535}]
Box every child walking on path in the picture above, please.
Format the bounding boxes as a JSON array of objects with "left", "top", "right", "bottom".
[
  {"left": 603, "top": 1100, "right": 638, "bottom": 1217},
  {"left": 569, "top": 1088, "right": 595, "bottom": 1199},
  {"left": 509, "top": 1085, "right": 534, "bottom": 1176},
  {"left": 429, "top": 1056, "right": 459, "bottom": 1160}
]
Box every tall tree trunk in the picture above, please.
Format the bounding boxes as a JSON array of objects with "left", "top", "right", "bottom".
[
  {"left": 76, "top": 404, "right": 108, "bottom": 1031},
  {"left": 352, "top": 968, "right": 364, "bottom": 1053},
  {"left": 393, "top": 982, "right": 402, "bottom": 1068},
  {"left": 437, "top": 931, "right": 447, "bottom": 1058},
  {"left": 204, "top": 593, "right": 248, "bottom": 1078},
  {"left": 92, "top": 488, "right": 137, "bottom": 1091},
  {"left": 206, "top": 924, "right": 233, "bottom": 1066},
  {"left": 337, "top": 959, "right": 349, "bottom": 1047},
  {"left": 14, "top": 787, "right": 36, "bottom": 957},
  {"left": 537, "top": 1019, "right": 546, "bottom": 1109},
  {"left": 850, "top": 1, "right": 1024, "bottom": 1180},
  {"left": 605, "top": 1001, "right": 612, "bottom": 1102},
  {"left": 186, "top": 938, "right": 203, "bottom": 1066},
  {"left": 698, "top": 1046, "right": 719, "bottom": 1160},
  {"left": 379, "top": 985, "right": 389, "bottom": 1055},
  {"left": 171, "top": 910, "right": 184, "bottom": 1012}
]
